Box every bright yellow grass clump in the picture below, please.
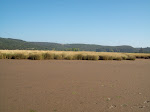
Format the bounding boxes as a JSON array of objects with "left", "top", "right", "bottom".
[{"left": 0, "top": 50, "right": 150, "bottom": 60}]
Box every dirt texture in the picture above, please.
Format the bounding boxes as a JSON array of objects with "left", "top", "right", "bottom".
[{"left": 0, "top": 60, "right": 150, "bottom": 112}]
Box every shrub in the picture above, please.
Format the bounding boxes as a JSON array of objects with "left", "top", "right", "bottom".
[
  {"left": 141, "top": 56, "right": 145, "bottom": 58},
  {"left": 108, "top": 56, "right": 114, "bottom": 60},
  {"left": 87, "top": 55, "right": 99, "bottom": 60},
  {"left": 62, "top": 53, "right": 67, "bottom": 59},
  {"left": 122, "top": 56, "right": 127, "bottom": 60},
  {"left": 126, "top": 55, "right": 136, "bottom": 60},
  {"left": 99, "top": 55, "right": 110, "bottom": 60},
  {"left": 72, "top": 55, "right": 78, "bottom": 60},
  {"left": 135, "top": 55, "right": 150, "bottom": 59},
  {"left": 1, "top": 53, "right": 7, "bottom": 59},
  {"left": 0, "top": 53, "right": 3, "bottom": 59},
  {"left": 11, "top": 53, "right": 27, "bottom": 59},
  {"left": 66, "top": 55, "right": 73, "bottom": 60},
  {"left": 93, "top": 55, "right": 99, "bottom": 60},
  {"left": 113, "top": 57, "right": 122, "bottom": 61},
  {"left": 28, "top": 54, "right": 43, "bottom": 60},
  {"left": 144, "top": 56, "right": 150, "bottom": 59},
  {"left": 54, "top": 54, "right": 63, "bottom": 60},
  {"left": 87, "top": 55, "right": 93, "bottom": 60},
  {"left": 43, "top": 53, "right": 54, "bottom": 59},
  {"left": 82, "top": 55, "right": 88, "bottom": 60},
  {"left": 6, "top": 54, "right": 13, "bottom": 59},
  {"left": 135, "top": 56, "right": 141, "bottom": 58},
  {"left": 76, "top": 54, "right": 83, "bottom": 60}
]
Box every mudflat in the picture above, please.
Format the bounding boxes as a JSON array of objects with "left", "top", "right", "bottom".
[{"left": 0, "top": 60, "right": 150, "bottom": 112}]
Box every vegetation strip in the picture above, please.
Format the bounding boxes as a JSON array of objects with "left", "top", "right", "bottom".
[{"left": 0, "top": 50, "right": 150, "bottom": 60}]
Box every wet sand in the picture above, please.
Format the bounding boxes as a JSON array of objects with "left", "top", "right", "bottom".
[{"left": 0, "top": 60, "right": 150, "bottom": 112}]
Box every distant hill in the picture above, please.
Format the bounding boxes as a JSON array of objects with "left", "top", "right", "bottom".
[{"left": 0, "top": 37, "right": 150, "bottom": 53}]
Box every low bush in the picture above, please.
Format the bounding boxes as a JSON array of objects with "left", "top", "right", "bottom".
[
  {"left": 122, "top": 56, "right": 127, "bottom": 60},
  {"left": 72, "top": 55, "right": 78, "bottom": 60},
  {"left": 135, "top": 56, "right": 141, "bottom": 58},
  {"left": 62, "top": 53, "right": 67, "bottom": 59},
  {"left": 144, "top": 56, "right": 150, "bottom": 59},
  {"left": 99, "top": 56, "right": 106, "bottom": 60},
  {"left": 113, "top": 57, "right": 122, "bottom": 61},
  {"left": 0, "top": 53, "right": 3, "bottom": 59},
  {"left": 76, "top": 54, "right": 84, "bottom": 60},
  {"left": 6, "top": 54, "right": 13, "bottom": 59},
  {"left": 144, "top": 56, "right": 149, "bottom": 59},
  {"left": 99, "top": 55, "right": 112, "bottom": 60},
  {"left": 126, "top": 55, "right": 136, "bottom": 60},
  {"left": 0, "top": 53, "right": 27, "bottom": 59},
  {"left": 28, "top": 54, "right": 43, "bottom": 60},
  {"left": 82, "top": 55, "right": 88, "bottom": 60},
  {"left": 87, "top": 55, "right": 99, "bottom": 60},
  {"left": 65, "top": 55, "right": 74, "bottom": 60},
  {"left": 11, "top": 53, "right": 27, "bottom": 59},
  {"left": 54, "top": 54, "right": 63, "bottom": 60},
  {"left": 43, "top": 53, "right": 54, "bottom": 59},
  {"left": 1, "top": 53, "right": 7, "bottom": 59},
  {"left": 108, "top": 56, "right": 114, "bottom": 60}
]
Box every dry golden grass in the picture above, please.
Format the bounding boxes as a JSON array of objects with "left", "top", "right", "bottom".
[
  {"left": 127, "top": 53, "right": 150, "bottom": 59},
  {"left": 0, "top": 50, "right": 150, "bottom": 60}
]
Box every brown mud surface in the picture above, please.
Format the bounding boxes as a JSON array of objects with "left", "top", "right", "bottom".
[{"left": 0, "top": 60, "right": 150, "bottom": 112}]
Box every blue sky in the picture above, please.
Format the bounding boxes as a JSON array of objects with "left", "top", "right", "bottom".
[{"left": 0, "top": 0, "right": 150, "bottom": 47}]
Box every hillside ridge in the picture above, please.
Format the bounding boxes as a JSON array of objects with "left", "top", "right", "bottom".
[{"left": 0, "top": 37, "right": 150, "bottom": 53}]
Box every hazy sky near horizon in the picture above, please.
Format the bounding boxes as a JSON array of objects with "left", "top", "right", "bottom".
[{"left": 0, "top": 0, "right": 150, "bottom": 47}]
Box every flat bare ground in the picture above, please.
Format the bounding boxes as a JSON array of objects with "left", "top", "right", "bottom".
[{"left": 0, "top": 60, "right": 150, "bottom": 112}]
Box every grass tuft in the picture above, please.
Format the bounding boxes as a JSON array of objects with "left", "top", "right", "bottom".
[
  {"left": 65, "top": 55, "right": 74, "bottom": 60},
  {"left": 113, "top": 57, "right": 122, "bottom": 61},
  {"left": 99, "top": 55, "right": 112, "bottom": 60},
  {"left": 11, "top": 53, "right": 27, "bottom": 59},
  {"left": 54, "top": 54, "right": 63, "bottom": 60},
  {"left": 87, "top": 55, "right": 99, "bottom": 60},
  {"left": 76, "top": 54, "right": 84, "bottom": 60},
  {"left": 0, "top": 53, "right": 2, "bottom": 59},
  {"left": 126, "top": 55, "right": 136, "bottom": 60},
  {"left": 43, "top": 53, "right": 54, "bottom": 59},
  {"left": 28, "top": 54, "right": 43, "bottom": 60}
]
